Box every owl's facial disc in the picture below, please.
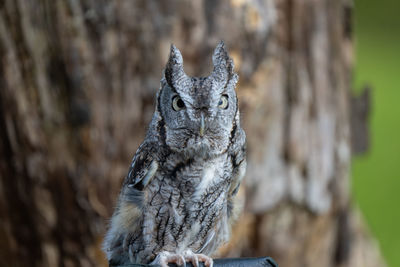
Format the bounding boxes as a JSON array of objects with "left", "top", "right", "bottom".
[{"left": 159, "top": 42, "right": 239, "bottom": 157}]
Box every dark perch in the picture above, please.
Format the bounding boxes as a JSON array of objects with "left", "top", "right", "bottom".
[{"left": 110, "top": 257, "right": 278, "bottom": 267}]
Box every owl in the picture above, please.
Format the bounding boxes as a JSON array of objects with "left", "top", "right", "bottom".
[{"left": 103, "top": 42, "right": 246, "bottom": 267}]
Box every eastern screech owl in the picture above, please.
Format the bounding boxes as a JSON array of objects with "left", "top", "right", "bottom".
[{"left": 104, "top": 42, "right": 246, "bottom": 267}]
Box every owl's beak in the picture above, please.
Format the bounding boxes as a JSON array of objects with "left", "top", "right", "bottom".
[{"left": 199, "top": 113, "right": 205, "bottom": 137}]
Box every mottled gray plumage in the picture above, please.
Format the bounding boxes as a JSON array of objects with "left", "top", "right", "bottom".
[{"left": 103, "top": 42, "right": 246, "bottom": 266}]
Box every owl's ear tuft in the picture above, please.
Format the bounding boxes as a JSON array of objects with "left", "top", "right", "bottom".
[
  {"left": 165, "top": 44, "right": 190, "bottom": 89},
  {"left": 211, "top": 41, "right": 235, "bottom": 82},
  {"left": 168, "top": 44, "right": 183, "bottom": 65}
]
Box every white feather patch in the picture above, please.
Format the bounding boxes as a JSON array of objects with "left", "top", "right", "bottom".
[
  {"left": 142, "top": 161, "right": 158, "bottom": 187},
  {"left": 178, "top": 222, "right": 201, "bottom": 253},
  {"left": 193, "top": 162, "right": 219, "bottom": 199}
]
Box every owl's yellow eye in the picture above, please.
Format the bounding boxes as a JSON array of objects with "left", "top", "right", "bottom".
[
  {"left": 172, "top": 95, "right": 185, "bottom": 111},
  {"left": 218, "top": 95, "right": 229, "bottom": 109}
]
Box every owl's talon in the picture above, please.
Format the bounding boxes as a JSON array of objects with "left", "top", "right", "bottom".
[
  {"left": 196, "top": 253, "right": 213, "bottom": 267},
  {"left": 151, "top": 251, "right": 185, "bottom": 267},
  {"left": 183, "top": 250, "right": 199, "bottom": 267}
]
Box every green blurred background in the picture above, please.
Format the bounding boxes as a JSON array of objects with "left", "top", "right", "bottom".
[{"left": 353, "top": 0, "right": 400, "bottom": 266}]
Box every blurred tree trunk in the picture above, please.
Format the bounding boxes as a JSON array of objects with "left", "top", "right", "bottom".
[{"left": 0, "top": 0, "right": 383, "bottom": 267}]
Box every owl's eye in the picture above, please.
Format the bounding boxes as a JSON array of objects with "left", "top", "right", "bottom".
[
  {"left": 172, "top": 95, "right": 185, "bottom": 111},
  {"left": 218, "top": 95, "right": 229, "bottom": 109}
]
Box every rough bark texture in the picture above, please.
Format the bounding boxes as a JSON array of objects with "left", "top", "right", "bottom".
[{"left": 0, "top": 0, "right": 384, "bottom": 267}]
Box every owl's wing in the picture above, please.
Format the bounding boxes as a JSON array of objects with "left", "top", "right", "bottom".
[
  {"left": 124, "top": 142, "right": 158, "bottom": 191},
  {"left": 228, "top": 125, "right": 246, "bottom": 198},
  {"left": 226, "top": 127, "right": 246, "bottom": 222},
  {"left": 104, "top": 142, "right": 158, "bottom": 264},
  {"left": 228, "top": 144, "right": 246, "bottom": 198}
]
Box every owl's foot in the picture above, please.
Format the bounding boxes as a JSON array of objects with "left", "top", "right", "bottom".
[
  {"left": 151, "top": 251, "right": 185, "bottom": 267},
  {"left": 151, "top": 250, "right": 213, "bottom": 267},
  {"left": 182, "top": 250, "right": 213, "bottom": 267}
]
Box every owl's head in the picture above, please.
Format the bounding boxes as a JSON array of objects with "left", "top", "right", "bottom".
[{"left": 156, "top": 41, "right": 240, "bottom": 158}]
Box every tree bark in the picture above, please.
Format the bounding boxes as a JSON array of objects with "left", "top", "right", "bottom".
[{"left": 0, "top": 0, "right": 383, "bottom": 267}]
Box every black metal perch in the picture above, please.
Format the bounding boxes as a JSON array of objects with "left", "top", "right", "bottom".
[{"left": 110, "top": 257, "right": 278, "bottom": 267}]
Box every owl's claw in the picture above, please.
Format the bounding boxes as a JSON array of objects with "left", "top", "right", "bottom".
[
  {"left": 151, "top": 250, "right": 213, "bottom": 267},
  {"left": 195, "top": 253, "right": 213, "bottom": 267},
  {"left": 151, "top": 251, "right": 185, "bottom": 267},
  {"left": 183, "top": 250, "right": 199, "bottom": 267},
  {"left": 182, "top": 250, "right": 213, "bottom": 267}
]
